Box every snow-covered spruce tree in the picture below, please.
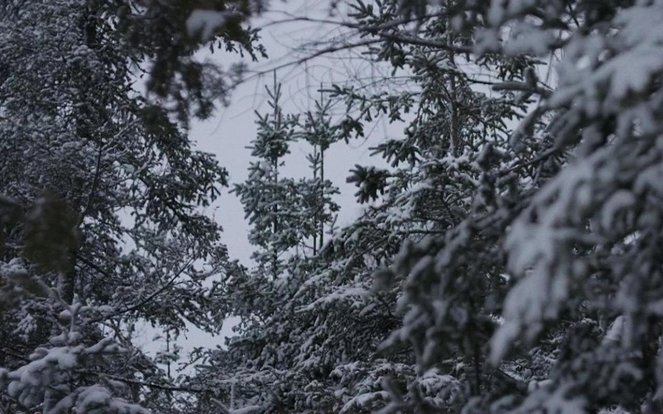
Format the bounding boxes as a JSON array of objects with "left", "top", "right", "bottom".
[
  {"left": 232, "top": 81, "right": 303, "bottom": 275},
  {"left": 0, "top": 0, "right": 262, "bottom": 412},
  {"left": 188, "top": 89, "right": 348, "bottom": 413},
  {"left": 207, "top": 80, "right": 309, "bottom": 412},
  {"left": 299, "top": 93, "right": 344, "bottom": 255},
  {"left": 355, "top": 0, "right": 663, "bottom": 412}
]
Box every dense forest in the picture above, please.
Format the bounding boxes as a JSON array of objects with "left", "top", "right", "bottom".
[{"left": 1, "top": 0, "right": 663, "bottom": 413}]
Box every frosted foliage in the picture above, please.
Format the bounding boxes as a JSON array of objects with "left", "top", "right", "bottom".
[
  {"left": 1, "top": 330, "right": 147, "bottom": 413},
  {"left": 502, "top": 21, "right": 557, "bottom": 56},
  {"left": 494, "top": 151, "right": 604, "bottom": 359},
  {"left": 340, "top": 391, "right": 389, "bottom": 413},
  {"left": 513, "top": 383, "right": 587, "bottom": 414},
  {"left": 340, "top": 0, "right": 663, "bottom": 412},
  {"left": 410, "top": 369, "right": 465, "bottom": 410},
  {"left": 493, "top": 0, "right": 663, "bottom": 361},
  {"left": 0, "top": 0, "right": 236, "bottom": 412},
  {"left": 551, "top": 2, "right": 663, "bottom": 114},
  {"left": 45, "top": 386, "right": 149, "bottom": 414},
  {"left": 69, "top": 386, "right": 148, "bottom": 414}
]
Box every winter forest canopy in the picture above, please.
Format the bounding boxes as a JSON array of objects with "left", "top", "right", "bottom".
[{"left": 1, "top": 0, "right": 663, "bottom": 413}]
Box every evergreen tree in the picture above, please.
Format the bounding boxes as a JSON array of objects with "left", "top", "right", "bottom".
[
  {"left": 359, "top": 0, "right": 663, "bottom": 412},
  {"left": 191, "top": 86, "right": 346, "bottom": 413},
  {"left": 300, "top": 92, "right": 344, "bottom": 255},
  {"left": 233, "top": 80, "right": 302, "bottom": 276},
  {"left": 0, "top": 0, "right": 262, "bottom": 412}
]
